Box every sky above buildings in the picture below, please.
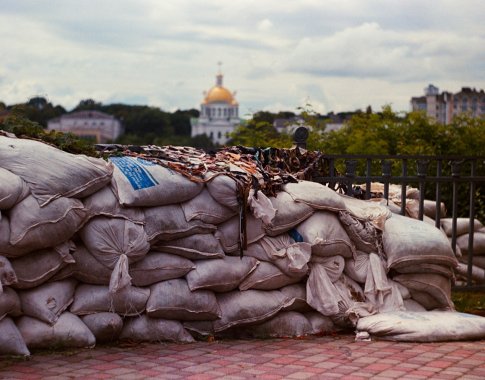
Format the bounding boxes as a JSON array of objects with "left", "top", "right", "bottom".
[{"left": 1, "top": 0, "right": 484, "bottom": 117}]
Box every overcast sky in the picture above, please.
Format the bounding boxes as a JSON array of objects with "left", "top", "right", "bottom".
[{"left": 1, "top": 0, "right": 484, "bottom": 117}]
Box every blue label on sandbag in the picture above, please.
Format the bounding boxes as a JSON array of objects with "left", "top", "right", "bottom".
[
  {"left": 110, "top": 156, "right": 159, "bottom": 190},
  {"left": 289, "top": 228, "right": 304, "bottom": 243}
]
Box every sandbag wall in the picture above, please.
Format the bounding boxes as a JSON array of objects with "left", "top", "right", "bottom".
[
  {"left": 0, "top": 134, "right": 460, "bottom": 356},
  {"left": 440, "top": 218, "right": 485, "bottom": 284}
]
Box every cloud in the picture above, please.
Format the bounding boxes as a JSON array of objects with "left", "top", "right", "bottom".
[
  {"left": 285, "top": 22, "right": 485, "bottom": 82},
  {"left": 0, "top": 0, "right": 483, "bottom": 113}
]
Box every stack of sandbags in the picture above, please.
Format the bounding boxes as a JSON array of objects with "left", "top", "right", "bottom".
[
  {"left": 0, "top": 134, "right": 113, "bottom": 356},
  {"left": 2, "top": 133, "right": 484, "bottom": 355},
  {"left": 440, "top": 218, "right": 485, "bottom": 284}
]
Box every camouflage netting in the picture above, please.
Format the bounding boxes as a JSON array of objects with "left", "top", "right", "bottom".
[{"left": 2, "top": 131, "right": 485, "bottom": 356}]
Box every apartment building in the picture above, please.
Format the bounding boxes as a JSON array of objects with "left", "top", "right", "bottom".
[{"left": 411, "top": 84, "right": 485, "bottom": 124}]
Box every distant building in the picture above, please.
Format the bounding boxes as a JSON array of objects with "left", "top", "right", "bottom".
[
  {"left": 411, "top": 84, "right": 485, "bottom": 124},
  {"left": 47, "top": 110, "right": 123, "bottom": 143},
  {"left": 273, "top": 113, "right": 348, "bottom": 134},
  {"left": 191, "top": 70, "right": 241, "bottom": 145},
  {"left": 273, "top": 117, "right": 305, "bottom": 134}
]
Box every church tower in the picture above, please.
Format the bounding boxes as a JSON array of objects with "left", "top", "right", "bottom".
[{"left": 191, "top": 65, "right": 241, "bottom": 145}]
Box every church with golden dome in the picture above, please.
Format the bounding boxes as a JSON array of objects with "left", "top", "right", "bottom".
[{"left": 190, "top": 68, "right": 241, "bottom": 145}]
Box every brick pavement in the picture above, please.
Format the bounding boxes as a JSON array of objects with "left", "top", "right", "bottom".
[{"left": 1, "top": 334, "right": 485, "bottom": 379}]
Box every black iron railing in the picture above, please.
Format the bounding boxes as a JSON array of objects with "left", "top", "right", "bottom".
[{"left": 293, "top": 127, "right": 485, "bottom": 290}]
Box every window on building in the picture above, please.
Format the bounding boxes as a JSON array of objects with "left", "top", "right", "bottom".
[
  {"left": 218, "top": 131, "right": 221, "bottom": 139},
  {"left": 210, "top": 131, "right": 213, "bottom": 138}
]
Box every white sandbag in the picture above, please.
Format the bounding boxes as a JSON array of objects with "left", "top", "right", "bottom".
[
  {"left": 457, "top": 232, "right": 485, "bottom": 255},
  {"left": 18, "top": 279, "right": 77, "bottom": 326},
  {"left": 110, "top": 285, "right": 150, "bottom": 316},
  {"left": 304, "top": 311, "right": 338, "bottom": 335},
  {"left": 393, "top": 263, "right": 455, "bottom": 278},
  {"left": 0, "top": 167, "right": 30, "bottom": 210},
  {"left": 248, "top": 189, "right": 276, "bottom": 225},
  {"left": 70, "top": 284, "right": 111, "bottom": 315},
  {"left": 280, "top": 283, "right": 312, "bottom": 313},
  {"left": 10, "top": 241, "right": 75, "bottom": 289},
  {"left": 441, "top": 218, "right": 483, "bottom": 237},
  {"left": 66, "top": 244, "right": 111, "bottom": 285},
  {"left": 234, "top": 311, "right": 313, "bottom": 339},
  {"left": 282, "top": 181, "right": 346, "bottom": 211},
  {"left": 246, "top": 235, "right": 312, "bottom": 278},
  {"left": 455, "top": 262, "right": 485, "bottom": 284},
  {"left": 0, "top": 317, "right": 30, "bottom": 356},
  {"left": 130, "top": 252, "right": 195, "bottom": 287},
  {"left": 186, "top": 256, "right": 258, "bottom": 292},
  {"left": 306, "top": 263, "right": 340, "bottom": 316},
  {"left": 402, "top": 199, "right": 447, "bottom": 220},
  {"left": 80, "top": 216, "right": 149, "bottom": 269},
  {"left": 79, "top": 216, "right": 150, "bottom": 292},
  {"left": 0, "top": 135, "right": 113, "bottom": 207},
  {"left": 403, "top": 299, "right": 427, "bottom": 312},
  {"left": 339, "top": 194, "right": 391, "bottom": 230},
  {"left": 147, "top": 279, "right": 221, "bottom": 321},
  {"left": 0, "top": 216, "right": 24, "bottom": 257},
  {"left": 182, "top": 320, "right": 215, "bottom": 338},
  {"left": 356, "top": 311, "right": 485, "bottom": 342},
  {"left": 17, "top": 312, "right": 96, "bottom": 349},
  {"left": 332, "top": 274, "right": 376, "bottom": 326},
  {"left": 81, "top": 312, "right": 123, "bottom": 343},
  {"left": 109, "top": 156, "right": 203, "bottom": 207},
  {"left": 383, "top": 214, "right": 457, "bottom": 271},
  {"left": 0, "top": 287, "right": 21, "bottom": 320},
  {"left": 205, "top": 173, "right": 240, "bottom": 210},
  {"left": 215, "top": 214, "right": 265, "bottom": 254},
  {"left": 70, "top": 284, "right": 149, "bottom": 317},
  {"left": 309, "top": 256, "right": 345, "bottom": 282},
  {"left": 152, "top": 234, "right": 225, "bottom": 260},
  {"left": 338, "top": 211, "right": 382, "bottom": 254},
  {"left": 344, "top": 250, "right": 369, "bottom": 284},
  {"left": 459, "top": 255, "right": 485, "bottom": 270},
  {"left": 83, "top": 185, "right": 144, "bottom": 223},
  {"left": 393, "top": 273, "right": 454, "bottom": 311},
  {"left": 9, "top": 195, "right": 88, "bottom": 253},
  {"left": 260, "top": 235, "right": 312, "bottom": 277},
  {"left": 213, "top": 289, "right": 290, "bottom": 332},
  {"left": 120, "top": 314, "right": 195, "bottom": 343},
  {"left": 181, "top": 188, "right": 236, "bottom": 225},
  {"left": 364, "top": 253, "right": 398, "bottom": 312},
  {"left": 263, "top": 191, "right": 314, "bottom": 236},
  {"left": 0, "top": 256, "right": 17, "bottom": 291},
  {"left": 293, "top": 211, "right": 354, "bottom": 258},
  {"left": 144, "top": 204, "right": 216, "bottom": 243},
  {"left": 239, "top": 261, "right": 303, "bottom": 291}
]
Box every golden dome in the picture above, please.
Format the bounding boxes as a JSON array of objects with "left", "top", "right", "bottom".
[
  {"left": 204, "top": 86, "right": 236, "bottom": 104},
  {"left": 203, "top": 72, "right": 238, "bottom": 105}
]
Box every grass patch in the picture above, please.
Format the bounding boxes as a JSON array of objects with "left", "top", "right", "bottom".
[{"left": 452, "top": 291, "right": 485, "bottom": 315}]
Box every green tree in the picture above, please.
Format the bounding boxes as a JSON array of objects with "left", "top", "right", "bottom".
[{"left": 229, "top": 120, "right": 292, "bottom": 148}]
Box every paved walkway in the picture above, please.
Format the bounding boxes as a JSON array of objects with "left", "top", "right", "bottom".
[{"left": 1, "top": 334, "right": 485, "bottom": 379}]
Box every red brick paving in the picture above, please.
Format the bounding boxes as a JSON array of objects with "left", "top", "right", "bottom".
[{"left": 1, "top": 334, "right": 485, "bottom": 379}]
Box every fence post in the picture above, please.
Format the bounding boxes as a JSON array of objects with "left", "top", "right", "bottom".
[
  {"left": 450, "top": 160, "right": 462, "bottom": 257},
  {"left": 417, "top": 160, "right": 429, "bottom": 221},
  {"left": 345, "top": 160, "right": 357, "bottom": 196},
  {"left": 381, "top": 160, "right": 392, "bottom": 203}
]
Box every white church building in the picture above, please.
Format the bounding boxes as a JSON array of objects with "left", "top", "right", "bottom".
[
  {"left": 191, "top": 70, "right": 241, "bottom": 145},
  {"left": 47, "top": 110, "right": 123, "bottom": 144}
]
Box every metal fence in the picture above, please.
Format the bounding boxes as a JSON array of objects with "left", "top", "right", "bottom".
[{"left": 293, "top": 128, "right": 485, "bottom": 290}]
